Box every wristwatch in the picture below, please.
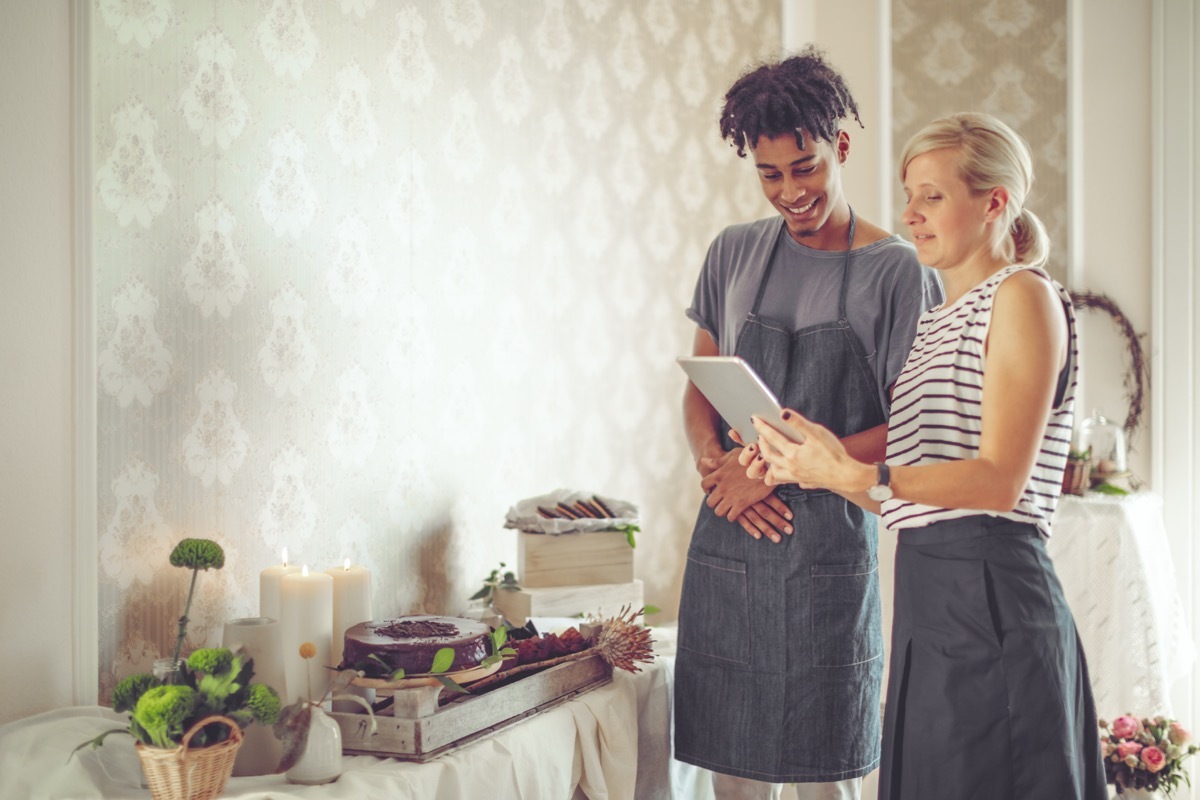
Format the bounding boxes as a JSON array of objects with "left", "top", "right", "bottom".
[{"left": 867, "top": 462, "right": 893, "bottom": 502}]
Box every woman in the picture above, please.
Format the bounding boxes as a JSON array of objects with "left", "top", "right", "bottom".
[{"left": 738, "top": 112, "right": 1107, "bottom": 800}]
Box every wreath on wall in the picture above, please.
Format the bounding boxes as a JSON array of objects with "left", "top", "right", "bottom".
[{"left": 1070, "top": 291, "right": 1149, "bottom": 442}]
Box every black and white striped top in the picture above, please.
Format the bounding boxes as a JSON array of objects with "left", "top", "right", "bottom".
[{"left": 880, "top": 265, "right": 1078, "bottom": 537}]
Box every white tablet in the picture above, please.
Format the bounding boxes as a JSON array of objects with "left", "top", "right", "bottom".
[{"left": 677, "top": 355, "right": 805, "bottom": 445}]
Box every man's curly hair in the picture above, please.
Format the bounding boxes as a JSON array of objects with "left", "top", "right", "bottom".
[{"left": 719, "top": 45, "right": 863, "bottom": 158}]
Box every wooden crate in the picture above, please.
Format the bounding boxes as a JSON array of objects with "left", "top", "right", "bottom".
[
  {"left": 518, "top": 530, "right": 634, "bottom": 588},
  {"left": 493, "top": 579, "right": 644, "bottom": 627},
  {"left": 330, "top": 652, "right": 612, "bottom": 761}
]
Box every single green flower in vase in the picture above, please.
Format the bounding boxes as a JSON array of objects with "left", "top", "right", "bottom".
[{"left": 168, "top": 538, "right": 226, "bottom": 670}]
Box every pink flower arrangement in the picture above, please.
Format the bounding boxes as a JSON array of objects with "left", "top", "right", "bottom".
[{"left": 1100, "top": 714, "right": 1200, "bottom": 796}]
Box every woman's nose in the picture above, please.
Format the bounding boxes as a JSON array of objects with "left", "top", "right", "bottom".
[{"left": 901, "top": 204, "right": 919, "bottom": 225}]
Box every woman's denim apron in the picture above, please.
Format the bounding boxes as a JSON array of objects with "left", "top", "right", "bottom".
[
  {"left": 881, "top": 516, "right": 1108, "bottom": 800},
  {"left": 675, "top": 213, "right": 886, "bottom": 784}
]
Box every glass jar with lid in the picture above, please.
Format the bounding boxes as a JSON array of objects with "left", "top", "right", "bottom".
[{"left": 1077, "top": 408, "right": 1127, "bottom": 481}]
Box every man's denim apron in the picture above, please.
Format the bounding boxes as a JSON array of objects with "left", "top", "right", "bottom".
[{"left": 675, "top": 212, "right": 886, "bottom": 784}]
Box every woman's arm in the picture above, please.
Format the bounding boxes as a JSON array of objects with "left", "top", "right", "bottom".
[{"left": 749, "top": 271, "right": 1068, "bottom": 512}]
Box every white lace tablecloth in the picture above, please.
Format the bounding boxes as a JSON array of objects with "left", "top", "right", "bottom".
[
  {"left": 1048, "top": 492, "right": 1195, "bottom": 718},
  {"left": 0, "top": 636, "right": 679, "bottom": 800}
]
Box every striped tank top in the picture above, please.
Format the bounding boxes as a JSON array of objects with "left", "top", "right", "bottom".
[{"left": 880, "top": 265, "right": 1078, "bottom": 537}]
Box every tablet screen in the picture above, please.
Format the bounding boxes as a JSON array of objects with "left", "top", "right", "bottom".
[{"left": 677, "top": 356, "right": 804, "bottom": 445}]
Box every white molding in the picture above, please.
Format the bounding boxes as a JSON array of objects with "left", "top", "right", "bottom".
[
  {"left": 1065, "top": 0, "right": 1085, "bottom": 292},
  {"left": 71, "top": 0, "right": 98, "bottom": 707},
  {"left": 1152, "top": 0, "right": 1198, "bottom": 731},
  {"left": 876, "top": 0, "right": 892, "bottom": 228}
]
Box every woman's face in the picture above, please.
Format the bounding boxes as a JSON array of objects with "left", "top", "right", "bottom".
[
  {"left": 751, "top": 130, "right": 849, "bottom": 250},
  {"left": 901, "top": 147, "right": 999, "bottom": 272}
]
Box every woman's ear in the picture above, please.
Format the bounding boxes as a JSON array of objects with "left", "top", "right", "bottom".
[{"left": 984, "top": 186, "right": 1010, "bottom": 220}]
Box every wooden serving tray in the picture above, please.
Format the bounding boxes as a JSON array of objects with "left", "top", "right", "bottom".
[{"left": 329, "top": 650, "right": 612, "bottom": 761}]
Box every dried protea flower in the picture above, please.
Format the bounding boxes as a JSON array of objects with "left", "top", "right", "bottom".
[{"left": 593, "top": 605, "right": 655, "bottom": 673}]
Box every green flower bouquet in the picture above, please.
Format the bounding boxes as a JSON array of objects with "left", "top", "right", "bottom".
[{"left": 73, "top": 647, "right": 281, "bottom": 800}]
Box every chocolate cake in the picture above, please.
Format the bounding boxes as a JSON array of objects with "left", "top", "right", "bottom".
[{"left": 341, "top": 615, "right": 491, "bottom": 675}]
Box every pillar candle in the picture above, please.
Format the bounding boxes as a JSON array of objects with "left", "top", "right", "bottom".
[
  {"left": 325, "top": 559, "right": 374, "bottom": 713},
  {"left": 279, "top": 565, "right": 333, "bottom": 705},
  {"left": 324, "top": 559, "right": 372, "bottom": 668},
  {"left": 222, "top": 617, "right": 286, "bottom": 777},
  {"left": 259, "top": 547, "right": 301, "bottom": 622}
]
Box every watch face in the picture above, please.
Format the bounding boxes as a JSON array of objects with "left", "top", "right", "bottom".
[{"left": 867, "top": 484, "right": 893, "bottom": 502}]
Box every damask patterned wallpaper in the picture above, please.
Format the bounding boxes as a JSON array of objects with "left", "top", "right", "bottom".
[
  {"left": 891, "top": 0, "right": 1068, "bottom": 282},
  {"left": 91, "top": 0, "right": 779, "bottom": 698}
]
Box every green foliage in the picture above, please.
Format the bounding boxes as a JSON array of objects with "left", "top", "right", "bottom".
[
  {"left": 246, "top": 683, "right": 281, "bottom": 725},
  {"left": 1068, "top": 446, "right": 1092, "bottom": 462},
  {"left": 72, "top": 646, "right": 280, "bottom": 758},
  {"left": 169, "top": 538, "right": 225, "bottom": 570},
  {"left": 615, "top": 523, "right": 640, "bottom": 549},
  {"left": 430, "top": 647, "right": 455, "bottom": 674},
  {"left": 470, "top": 562, "right": 520, "bottom": 604},
  {"left": 1092, "top": 481, "right": 1130, "bottom": 496},
  {"left": 133, "top": 685, "right": 196, "bottom": 749},
  {"left": 480, "top": 625, "right": 517, "bottom": 669},
  {"left": 111, "top": 673, "right": 159, "bottom": 714},
  {"left": 187, "top": 647, "right": 233, "bottom": 676},
  {"left": 169, "top": 538, "right": 225, "bottom": 665}
]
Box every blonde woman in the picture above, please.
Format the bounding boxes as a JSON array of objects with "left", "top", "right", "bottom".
[{"left": 739, "top": 113, "right": 1107, "bottom": 800}]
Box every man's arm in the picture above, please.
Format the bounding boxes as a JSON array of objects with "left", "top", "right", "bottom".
[{"left": 683, "top": 328, "right": 793, "bottom": 542}]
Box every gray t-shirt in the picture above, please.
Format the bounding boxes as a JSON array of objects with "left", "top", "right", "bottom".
[{"left": 686, "top": 216, "right": 943, "bottom": 413}]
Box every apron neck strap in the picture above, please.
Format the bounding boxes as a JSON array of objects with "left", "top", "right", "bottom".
[{"left": 751, "top": 207, "right": 857, "bottom": 318}]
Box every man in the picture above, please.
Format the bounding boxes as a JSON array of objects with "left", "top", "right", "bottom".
[{"left": 675, "top": 46, "right": 942, "bottom": 800}]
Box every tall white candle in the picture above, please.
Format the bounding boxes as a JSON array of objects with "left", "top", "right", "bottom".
[
  {"left": 324, "top": 559, "right": 372, "bottom": 668},
  {"left": 279, "top": 565, "right": 333, "bottom": 705},
  {"left": 259, "top": 547, "right": 301, "bottom": 622}
]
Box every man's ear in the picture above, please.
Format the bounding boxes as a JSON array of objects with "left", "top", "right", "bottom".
[{"left": 835, "top": 129, "right": 850, "bottom": 165}]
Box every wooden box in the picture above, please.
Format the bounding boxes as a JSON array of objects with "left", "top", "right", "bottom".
[
  {"left": 518, "top": 530, "right": 634, "bottom": 588},
  {"left": 493, "top": 578, "right": 644, "bottom": 627},
  {"left": 330, "top": 652, "right": 612, "bottom": 761}
]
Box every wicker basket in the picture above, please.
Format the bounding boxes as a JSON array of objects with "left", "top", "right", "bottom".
[
  {"left": 1061, "top": 458, "right": 1092, "bottom": 496},
  {"left": 135, "top": 715, "right": 244, "bottom": 800}
]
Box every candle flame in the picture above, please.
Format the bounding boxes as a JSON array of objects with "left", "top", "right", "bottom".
[
  {"left": 343, "top": 557, "right": 351, "bottom": 570},
  {"left": 301, "top": 564, "right": 309, "bottom": 577},
  {"left": 281, "top": 547, "right": 289, "bottom": 566}
]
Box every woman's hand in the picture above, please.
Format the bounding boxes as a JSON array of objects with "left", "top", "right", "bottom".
[{"left": 746, "top": 411, "right": 867, "bottom": 493}]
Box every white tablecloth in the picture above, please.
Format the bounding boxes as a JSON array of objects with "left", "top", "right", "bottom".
[
  {"left": 0, "top": 635, "right": 680, "bottom": 800},
  {"left": 1048, "top": 492, "right": 1195, "bottom": 717}
]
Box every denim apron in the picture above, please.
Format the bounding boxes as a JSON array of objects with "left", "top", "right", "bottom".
[{"left": 675, "top": 212, "right": 886, "bottom": 784}]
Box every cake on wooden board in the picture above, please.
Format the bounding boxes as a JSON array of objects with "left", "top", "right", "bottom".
[{"left": 339, "top": 615, "right": 490, "bottom": 674}]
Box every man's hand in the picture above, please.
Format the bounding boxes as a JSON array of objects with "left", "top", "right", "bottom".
[{"left": 699, "top": 449, "right": 793, "bottom": 543}]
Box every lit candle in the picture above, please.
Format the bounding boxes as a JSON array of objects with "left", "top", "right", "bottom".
[
  {"left": 259, "top": 548, "right": 301, "bottom": 622},
  {"left": 325, "top": 559, "right": 374, "bottom": 713},
  {"left": 279, "top": 565, "right": 333, "bottom": 705},
  {"left": 324, "top": 558, "right": 373, "bottom": 668}
]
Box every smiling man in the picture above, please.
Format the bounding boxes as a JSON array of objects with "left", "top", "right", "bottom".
[{"left": 675, "top": 46, "right": 942, "bottom": 800}]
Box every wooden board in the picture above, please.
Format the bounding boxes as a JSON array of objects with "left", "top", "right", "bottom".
[
  {"left": 518, "top": 530, "right": 634, "bottom": 588},
  {"left": 330, "top": 651, "right": 613, "bottom": 761},
  {"left": 493, "top": 579, "right": 644, "bottom": 626}
]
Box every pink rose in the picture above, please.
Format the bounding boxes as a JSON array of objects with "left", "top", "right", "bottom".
[
  {"left": 1170, "top": 722, "right": 1192, "bottom": 745},
  {"left": 1112, "top": 716, "right": 1142, "bottom": 739},
  {"left": 1117, "top": 741, "right": 1144, "bottom": 759},
  {"left": 1142, "top": 746, "right": 1167, "bottom": 773}
]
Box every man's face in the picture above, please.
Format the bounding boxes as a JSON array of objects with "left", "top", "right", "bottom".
[{"left": 751, "top": 129, "right": 849, "bottom": 249}]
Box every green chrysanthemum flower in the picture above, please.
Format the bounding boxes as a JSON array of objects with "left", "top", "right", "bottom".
[
  {"left": 132, "top": 685, "right": 196, "bottom": 749},
  {"left": 246, "top": 683, "right": 282, "bottom": 725},
  {"left": 169, "top": 538, "right": 225, "bottom": 571},
  {"left": 111, "top": 673, "right": 160, "bottom": 714},
  {"left": 187, "top": 647, "right": 233, "bottom": 675}
]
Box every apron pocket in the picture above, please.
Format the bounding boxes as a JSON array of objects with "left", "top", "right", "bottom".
[
  {"left": 679, "top": 549, "right": 751, "bottom": 664},
  {"left": 810, "top": 559, "right": 882, "bottom": 668}
]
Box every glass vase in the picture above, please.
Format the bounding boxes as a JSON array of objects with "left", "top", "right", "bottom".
[{"left": 285, "top": 706, "right": 342, "bottom": 785}]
